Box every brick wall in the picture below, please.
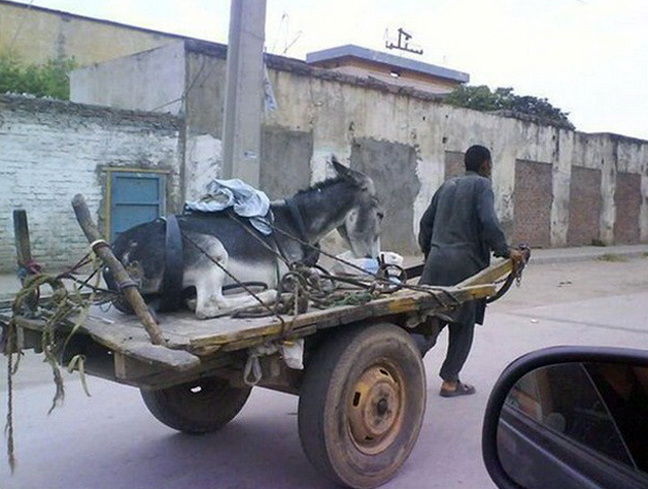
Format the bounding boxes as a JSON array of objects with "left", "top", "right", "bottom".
[
  {"left": 614, "top": 172, "right": 642, "bottom": 244},
  {"left": 568, "top": 166, "right": 602, "bottom": 246},
  {"left": 0, "top": 95, "right": 182, "bottom": 273},
  {"left": 513, "top": 160, "right": 553, "bottom": 247}
]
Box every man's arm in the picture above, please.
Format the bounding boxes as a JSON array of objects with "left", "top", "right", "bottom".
[
  {"left": 418, "top": 192, "right": 439, "bottom": 258},
  {"left": 476, "top": 181, "right": 510, "bottom": 258}
]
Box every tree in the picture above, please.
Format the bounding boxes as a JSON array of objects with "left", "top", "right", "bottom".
[
  {"left": 0, "top": 52, "right": 77, "bottom": 100},
  {"left": 445, "top": 85, "right": 574, "bottom": 129}
]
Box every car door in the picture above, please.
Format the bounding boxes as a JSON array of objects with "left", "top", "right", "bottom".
[{"left": 498, "top": 362, "right": 648, "bottom": 489}]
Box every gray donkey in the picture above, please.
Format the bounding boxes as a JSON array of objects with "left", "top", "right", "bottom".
[{"left": 105, "top": 158, "right": 384, "bottom": 318}]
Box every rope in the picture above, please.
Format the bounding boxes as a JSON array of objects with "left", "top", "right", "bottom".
[
  {"left": 5, "top": 323, "right": 16, "bottom": 474},
  {"left": 3, "top": 246, "right": 105, "bottom": 470},
  {"left": 225, "top": 210, "right": 413, "bottom": 299}
]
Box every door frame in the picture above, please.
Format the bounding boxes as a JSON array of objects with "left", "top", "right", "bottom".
[{"left": 104, "top": 167, "right": 171, "bottom": 240}]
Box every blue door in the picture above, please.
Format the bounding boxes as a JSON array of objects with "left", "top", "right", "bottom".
[{"left": 110, "top": 172, "right": 165, "bottom": 241}]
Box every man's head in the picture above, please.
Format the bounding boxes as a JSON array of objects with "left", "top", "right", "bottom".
[{"left": 465, "top": 145, "right": 492, "bottom": 178}]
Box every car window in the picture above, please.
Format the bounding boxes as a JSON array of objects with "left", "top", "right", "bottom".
[
  {"left": 584, "top": 362, "right": 648, "bottom": 474},
  {"left": 507, "top": 363, "right": 635, "bottom": 469}
]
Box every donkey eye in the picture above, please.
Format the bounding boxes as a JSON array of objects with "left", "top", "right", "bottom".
[{"left": 377, "top": 211, "right": 384, "bottom": 220}]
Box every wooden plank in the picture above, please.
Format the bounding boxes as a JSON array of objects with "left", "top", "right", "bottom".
[
  {"left": 12, "top": 315, "right": 201, "bottom": 371},
  {"left": 188, "top": 283, "right": 496, "bottom": 351},
  {"left": 13, "top": 283, "right": 497, "bottom": 355},
  {"left": 455, "top": 259, "right": 512, "bottom": 288}
]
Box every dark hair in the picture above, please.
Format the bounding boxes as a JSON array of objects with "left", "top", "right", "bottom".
[{"left": 465, "top": 145, "right": 491, "bottom": 172}]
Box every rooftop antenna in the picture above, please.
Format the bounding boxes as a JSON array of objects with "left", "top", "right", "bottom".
[
  {"left": 271, "top": 12, "right": 302, "bottom": 56},
  {"left": 282, "top": 30, "right": 302, "bottom": 55},
  {"left": 385, "top": 27, "right": 423, "bottom": 55}
]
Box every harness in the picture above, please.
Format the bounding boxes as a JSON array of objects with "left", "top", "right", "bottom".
[
  {"left": 285, "top": 197, "right": 308, "bottom": 244},
  {"left": 159, "top": 214, "right": 184, "bottom": 312}
]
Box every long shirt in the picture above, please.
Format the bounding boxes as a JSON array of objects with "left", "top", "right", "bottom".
[{"left": 418, "top": 171, "right": 509, "bottom": 325}]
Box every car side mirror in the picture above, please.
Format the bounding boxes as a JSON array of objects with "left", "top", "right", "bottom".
[{"left": 482, "top": 346, "right": 648, "bottom": 489}]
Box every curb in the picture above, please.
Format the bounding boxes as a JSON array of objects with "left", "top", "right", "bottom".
[{"left": 528, "top": 246, "right": 648, "bottom": 265}]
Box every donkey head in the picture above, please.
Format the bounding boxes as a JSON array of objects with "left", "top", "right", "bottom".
[{"left": 331, "top": 157, "right": 384, "bottom": 259}]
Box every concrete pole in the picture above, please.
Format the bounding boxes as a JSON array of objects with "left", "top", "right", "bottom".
[{"left": 221, "top": 0, "right": 267, "bottom": 187}]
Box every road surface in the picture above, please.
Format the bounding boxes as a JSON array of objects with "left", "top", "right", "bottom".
[{"left": 1, "top": 256, "right": 647, "bottom": 489}]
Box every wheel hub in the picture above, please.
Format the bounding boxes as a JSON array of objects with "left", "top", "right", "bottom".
[{"left": 348, "top": 363, "right": 405, "bottom": 454}]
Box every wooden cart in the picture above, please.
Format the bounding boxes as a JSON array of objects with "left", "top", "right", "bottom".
[{"left": 1, "top": 201, "right": 524, "bottom": 489}]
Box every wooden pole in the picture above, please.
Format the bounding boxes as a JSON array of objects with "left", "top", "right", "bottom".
[
  {"left": 71, "top": 194, "right": 166, "bottom": 345},
  {"left": 221, "top": 0, "right": 267, "bottom": 187},
  {"left": 12, "top": 209, "right": 39, "bottom": 311},
  {"left": 13, "top": 209, "right": 33, "bottom": 270}
]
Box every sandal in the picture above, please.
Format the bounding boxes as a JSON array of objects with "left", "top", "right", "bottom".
[{"left": 439, "top": 381, "right": 476, "bottom": 398}]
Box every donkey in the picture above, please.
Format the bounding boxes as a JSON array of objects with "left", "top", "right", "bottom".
[{"left": 105, "top": 158, "right": 384, "bottom": 319}]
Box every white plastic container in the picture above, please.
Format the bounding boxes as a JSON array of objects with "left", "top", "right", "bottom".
[{"left": 331, "top": 250, "right": 404, "bottom": 276}]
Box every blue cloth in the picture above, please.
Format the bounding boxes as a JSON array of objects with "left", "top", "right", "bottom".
[{"left": 185, "top": 179, "right": 273, "bottom": 235}]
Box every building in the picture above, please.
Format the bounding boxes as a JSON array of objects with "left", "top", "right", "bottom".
[
  {"left": 306, "top": 44, "right": 469, "bottom": 95},
  {"left": 0, "top": 0, "right": 191, "bottom": 65}
]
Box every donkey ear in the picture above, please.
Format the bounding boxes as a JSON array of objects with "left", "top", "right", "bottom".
[
  {"left": 331, "top": 155, "right": 351, "bottom": 178},
  {"left": 331, "top": 155, "right": 368, "bottom": 187}
]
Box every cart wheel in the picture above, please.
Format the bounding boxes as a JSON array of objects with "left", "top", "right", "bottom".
[
  {"left": 140, "top": 376, "right": 252, "bottom": 434},
  {"left": 298, "top": 323, "right": 426, "bottom": 489}
]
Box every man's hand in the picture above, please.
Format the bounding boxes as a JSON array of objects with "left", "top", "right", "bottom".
[{"left": 509, "top": 249, "right": 525, "bottom": 266}]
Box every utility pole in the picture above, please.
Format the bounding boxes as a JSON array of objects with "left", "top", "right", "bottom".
[{"left": 221, "top": 0, "right": 267, "bottom": 187}]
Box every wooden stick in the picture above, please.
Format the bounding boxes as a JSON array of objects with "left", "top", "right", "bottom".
[
  {"left": 71, "top": 194, "right": 166, "bottom": 345},
  {"left": 13, "top": 209, "right": 33, "bottom": 270},
  {"left": 13, "top": 209, "right": 40, "bottom": 312}
]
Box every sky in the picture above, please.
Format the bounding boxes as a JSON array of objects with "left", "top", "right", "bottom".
[{"left": 11, "top": 0, "right": 648, "bottom": 140}]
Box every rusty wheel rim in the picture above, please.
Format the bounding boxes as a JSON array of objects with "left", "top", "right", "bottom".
[{"left": 347, "top": 360, "right": 405, "bottom": 455}]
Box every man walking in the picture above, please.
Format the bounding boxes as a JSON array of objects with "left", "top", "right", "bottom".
[{"left": 417, "top": 145, "right": 523, "bottom": 397}]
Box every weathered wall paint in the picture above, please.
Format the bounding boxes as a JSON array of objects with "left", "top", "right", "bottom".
[
  {"left": 350, "top": 138, "right": 420, "bottom": 253},
  {"left": 185, "top": 134, "right": 221, "bottom": 202}
]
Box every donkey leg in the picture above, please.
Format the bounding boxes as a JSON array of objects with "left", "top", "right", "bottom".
[
  {"left": 195, "top": 286, "right": 278, "bottom": 319},
  {"left": 210, "top": 289, "right": 278, "bottom": 318},
  {"left": 183, "top": 232, "right": 279, "bottom": 319},
  {"left": 183, "top": 233, "right": 231, "bottom": 319},
  {"left": 186, "top": 239, "right": 278, "bottom": 319}
]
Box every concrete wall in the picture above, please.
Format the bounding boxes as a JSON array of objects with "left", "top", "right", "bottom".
[
  {"left": 0, "top": 0, "right": 185, "bottom": 65},
  {"left": 265, "top": 59, "right": 648, "bottom": 251},
  {"left": 350, "top": 138, "right": 420, "bottom": 252},
  {"left": 70, "top": 40, "right": 648, "bottom": 255},
  {"left": 70, "top": 42, "right": 186, "bottom": 115},
  {"left": 0, "top": 95, "right": 182, "bottom": 273}
]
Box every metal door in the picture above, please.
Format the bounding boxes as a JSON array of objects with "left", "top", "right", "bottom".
[{"left": 110, "top": 172, "right": 165, "bottom": 241}]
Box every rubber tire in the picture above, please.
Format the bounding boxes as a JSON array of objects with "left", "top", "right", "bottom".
[
  {"left": 140, "top": 376, "right": 252, "bottom": 434},
  {"left": 298, "top": 323, "right": 426, "bottom": 489}
]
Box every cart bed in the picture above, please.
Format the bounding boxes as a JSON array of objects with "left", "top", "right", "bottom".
[{"left": 1, "top": 260, "right": 511, "bottom": 387}]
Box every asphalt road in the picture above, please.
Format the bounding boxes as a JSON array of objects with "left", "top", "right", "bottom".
[{"left": 1, "top": 256, "right": 647, "bottom": 489}]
